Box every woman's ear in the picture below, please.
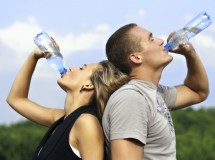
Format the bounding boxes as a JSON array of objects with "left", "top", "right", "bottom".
[
  {"left": 129, "top": 53, "right": 143, "bottom": 64},
  {"left": 83, "top": 84, "right": 94, "bottom": 90},
  {"left": 80, "top": 80, "right": 94, "bottom": 92}
]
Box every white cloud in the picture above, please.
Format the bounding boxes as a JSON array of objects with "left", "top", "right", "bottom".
[
  {"left": 0, "top": 17, "right": 41, "bottom": 54},
  {"left": 56, "top": 23, "right": 111, "bottom": 55},
  {"left": 0, "top": 17, "right": 43, "bottom": 72},
  {"left": 0, "top": 18, "right": 111, "bottom": 57},
  {"left": 0, "top": 18, "right": 111, "bottom": 74},
  {"left": 0, "top": 17, "right": 110, "bottom": 53}
]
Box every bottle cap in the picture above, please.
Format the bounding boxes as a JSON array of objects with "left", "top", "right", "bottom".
[
  {"left": 59, "top": 68, "right": 67, "bottom": 75},
  {"left": 164, "top": 43, "right": 172, "bottom": 51}
]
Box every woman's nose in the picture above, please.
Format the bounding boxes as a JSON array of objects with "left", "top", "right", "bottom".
[{"left": 69, "top": 67, "right": 75, "bottom": 71}]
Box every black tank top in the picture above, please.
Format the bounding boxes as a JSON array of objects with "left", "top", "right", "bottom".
[{"left": 32, "top": 105, "right": 97, "bottom": 160}]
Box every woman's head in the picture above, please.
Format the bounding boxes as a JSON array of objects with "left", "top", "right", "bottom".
[
  {"left": 58, "top": 60, "right": 129, "bottom": 119},
  {"left": 57, "top": 63, "right": 98, "bottom": 94}
]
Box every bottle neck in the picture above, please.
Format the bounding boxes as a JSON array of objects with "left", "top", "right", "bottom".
[{"left": 59, "top": 68, "right": 67, "bottom": 75}]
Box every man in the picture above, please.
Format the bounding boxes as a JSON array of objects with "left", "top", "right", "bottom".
[{"left": 102, "top": 23, "right": 209, "bottom": 160}]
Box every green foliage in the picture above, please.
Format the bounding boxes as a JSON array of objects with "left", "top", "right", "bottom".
[
  {"left": 171, "top": 107, "right": 215, "bottom": 160},
  {"left": 0, "top": 121, "right": 47, "bottom": 160},
  {"left": 0, "top": 107, "right": 215, "bottom": 159}
]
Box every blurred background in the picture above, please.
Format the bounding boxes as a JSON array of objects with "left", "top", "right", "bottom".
[
  {"left": 1, "top": 0, "right": 215, "bottom": 124},
  {"left": 0, "top": 0, "right": 215, "bottom": 159}
]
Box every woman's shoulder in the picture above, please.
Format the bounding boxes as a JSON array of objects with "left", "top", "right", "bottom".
[
  {"left": 75, "top": 113, "right": 101, "bottom": 130},
  {"left": 73, "top": 113, "right": 103, "bottom": 141}
]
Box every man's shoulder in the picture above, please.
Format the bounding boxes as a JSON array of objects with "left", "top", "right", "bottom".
[
  {"left": 110, "top": 82, "right": 141, "bottom": 98},
  {"left": 107, "top": 81, "right": 149, "bottom": 108},
  {"left": 111, "top": 79, "right": 156, "bottom": 97}
]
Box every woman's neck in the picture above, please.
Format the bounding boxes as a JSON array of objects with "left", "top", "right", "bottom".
[{"left": 64, "top": 91, "right": 91, "bottom": 117}]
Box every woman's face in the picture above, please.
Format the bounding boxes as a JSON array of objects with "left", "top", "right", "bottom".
[{"left": 57, "top": 63, "right": 99, "bottom": 92}]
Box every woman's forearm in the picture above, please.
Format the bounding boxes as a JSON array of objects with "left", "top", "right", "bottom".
[{"left": 7, "top": 52, "right": 39, "bottom": 106}]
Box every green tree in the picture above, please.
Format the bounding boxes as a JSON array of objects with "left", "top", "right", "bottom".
[
  {"left": 0, "top": 121, "right": 47, "bottom": 160},
  {"left": 172, "top": 107, "right": 215, "bottom": 160}
]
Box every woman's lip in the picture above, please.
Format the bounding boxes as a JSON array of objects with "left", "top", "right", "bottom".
[
  {"left": 61, "top": 69, "right": 73, "bottom": 78},
  {"left": 61, "top": 72, "right": 67, "bottom": 78}
]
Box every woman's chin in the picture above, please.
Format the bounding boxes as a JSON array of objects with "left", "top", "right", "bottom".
[{"left": 57, "top": 81, "right": 66, "bottom": 91}]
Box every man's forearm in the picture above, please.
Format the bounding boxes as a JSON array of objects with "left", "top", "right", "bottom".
[{"left": 184, "top": 52, "right": 209, "bottom": 100}]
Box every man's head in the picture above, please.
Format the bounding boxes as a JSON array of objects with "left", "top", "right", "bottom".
[
  {"left": 106, "top": 23, "right": 142, "bottom": 75},
  {"left": 106, "top": 23, "right": 172, "bottom": 76}
]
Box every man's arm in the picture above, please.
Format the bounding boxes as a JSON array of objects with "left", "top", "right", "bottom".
[
  {"left": 111, "top": 139, "right": 143, "bottom": 160},
  {"left": 171, "top": 43, "right": 209, "bottom": 110},
  {"left": 107, "top": 89, "right": 147, "bottom": 159}
]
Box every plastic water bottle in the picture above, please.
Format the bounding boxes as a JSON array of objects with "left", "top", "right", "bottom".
[
  {"left": 34, "top": 31, "right": 67, "bottom": 75},
  {"left": 164, "top": 11, "right": 212, "bottom": 51}
]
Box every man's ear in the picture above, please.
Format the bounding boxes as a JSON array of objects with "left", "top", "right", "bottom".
[{"left": 129, "top": 53, "right": 143, "bottom": 64}]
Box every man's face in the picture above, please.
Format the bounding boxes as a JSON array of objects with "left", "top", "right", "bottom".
[{"left": 130, "top": 26, "right": 173, "bottom": 70}]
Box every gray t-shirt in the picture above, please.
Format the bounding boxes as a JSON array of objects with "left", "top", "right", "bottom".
[{"left": 102, "top": 79, "right": 177, "bottom": 160}]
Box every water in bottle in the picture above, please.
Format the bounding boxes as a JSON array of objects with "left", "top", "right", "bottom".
[
  {"left": 34, "top": 31, "right": 67, "bottom": 75},
  {"left": 164, "top": 11, "right": 212, "bottom": 51}
]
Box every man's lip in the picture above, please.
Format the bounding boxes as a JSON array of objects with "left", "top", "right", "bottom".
[{"left": 163, "top": 48, "right": 169, "bottom": 53}]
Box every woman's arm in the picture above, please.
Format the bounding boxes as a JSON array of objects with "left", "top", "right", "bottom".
[{"left": 7, "top": 48, "right": 64, "bottom": 127}]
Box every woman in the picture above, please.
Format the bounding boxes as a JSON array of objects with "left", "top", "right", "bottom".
[{"left": 7, "top": 43, "right": 129, "bottom": 160}]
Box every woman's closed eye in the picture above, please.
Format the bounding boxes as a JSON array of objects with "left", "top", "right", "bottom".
[{"left": 79, "top": 64, "right": 87, "bottom": 70}]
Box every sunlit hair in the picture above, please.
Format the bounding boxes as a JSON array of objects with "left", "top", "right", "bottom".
[
  {"left": 106, "top": 23, "right": 143, "bottom": 75},
  {"left": 90, "top": 60, "right": 130, "bottom": 119}
]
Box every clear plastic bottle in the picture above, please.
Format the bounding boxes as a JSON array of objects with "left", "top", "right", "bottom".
[
  {"left": 164, "top": 11, "right": 212, "bottom": 51},
  {"left": 34, "top": 31, "right": 67, "bottom": 75}
]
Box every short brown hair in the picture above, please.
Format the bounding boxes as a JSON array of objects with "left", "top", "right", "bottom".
[{"left": 106, "top": 23, "right": 142, "bottom": 75}]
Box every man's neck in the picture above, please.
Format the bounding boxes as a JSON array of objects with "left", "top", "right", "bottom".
[{"left": 130, "top": 68, "right": 162, "bottom": 86}]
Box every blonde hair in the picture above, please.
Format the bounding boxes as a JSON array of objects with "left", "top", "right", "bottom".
[{"left": 90, "top": 60, "right": 130, "bottom": 119}]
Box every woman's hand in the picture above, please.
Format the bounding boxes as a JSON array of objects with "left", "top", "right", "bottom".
[
  {"left": 31, "top": 37, "right": 60, "bottom": 60},
  {"left": 31, "top": 47, "right": 45, "bottom": 60}
]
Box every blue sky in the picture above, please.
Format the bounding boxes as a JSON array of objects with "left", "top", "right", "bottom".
[{"left": 1, "top": 0, "right": 215, "bottom": 124}]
